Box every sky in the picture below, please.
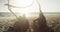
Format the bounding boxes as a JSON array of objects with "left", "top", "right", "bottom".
[{"left": 0, "top": 0, "right": 60, "bottom": 12}]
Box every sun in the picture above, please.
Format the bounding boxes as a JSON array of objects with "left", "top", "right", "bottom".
[
  {"left": 20, "top": 12, "right": 30, "bottom": 17},
  {"left": 9, "top": 0, "right": 39, "bottom": 18},
  {"left": 9, "top": 0, "right": 34, "bottom": 17}
]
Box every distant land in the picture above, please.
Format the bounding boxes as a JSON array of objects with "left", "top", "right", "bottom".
[
  {"left": 0, "top": 12, "right": 60, "bottom": 14},
  {"left": 0, "top": 12, "right": 60, "bottom": 17}
]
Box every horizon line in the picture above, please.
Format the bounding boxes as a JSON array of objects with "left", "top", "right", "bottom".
[{"left": 0, "top": 12, "right": 60, "bottom": 14}]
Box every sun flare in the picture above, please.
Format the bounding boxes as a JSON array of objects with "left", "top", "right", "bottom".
[
  {"left": 9, "top": 0, "right": 33, "bottom": 7},
  {"left": 9, "top": 0, "right": 39, "bottom": 17}
]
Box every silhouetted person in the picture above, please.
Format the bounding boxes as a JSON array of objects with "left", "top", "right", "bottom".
[
  {"left": 3, "top": 16, "right": 29, "bottom": 32},
  {"left": 32, "top": 11, "right": 54, "bottom": 32}
]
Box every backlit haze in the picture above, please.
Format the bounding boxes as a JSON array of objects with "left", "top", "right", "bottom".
[{"left": 0, "top": 0, "right": 60, "bottom": 12}]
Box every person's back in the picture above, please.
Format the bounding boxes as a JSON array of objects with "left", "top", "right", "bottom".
[
  {"left": 13, "top": 17, "right": 29, "bottom": 32},
  {"left": 32, "top": 12, "right": 54, "bottom": 32},
  {"left": 3, "top": 17, "right": 29, "bottom": 32}
]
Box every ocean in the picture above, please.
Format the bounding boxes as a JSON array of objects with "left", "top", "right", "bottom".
[{"left": 0, "top": 12, "right": 60, "bottom": 17}]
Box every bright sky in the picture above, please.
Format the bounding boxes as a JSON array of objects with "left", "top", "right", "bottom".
[{"left": 0, "top": 0, "right": 60, "bottom": 12}]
